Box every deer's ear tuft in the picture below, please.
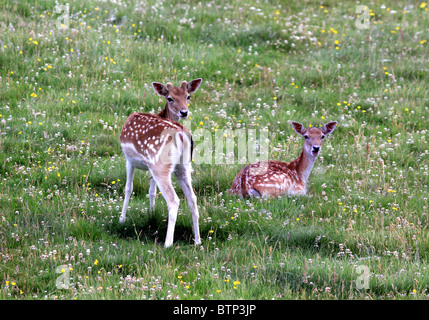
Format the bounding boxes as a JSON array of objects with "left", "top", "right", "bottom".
[{"left": 180, "top": 81, "right": 188, "bottom": 90}]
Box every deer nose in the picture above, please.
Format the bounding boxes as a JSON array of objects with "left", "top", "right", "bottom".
[
  {"left": 180, "top": 110, "right": 188, "bottom": 117},
  {"left": 312, "top": 146, "right": 320, "bottom": 153}
]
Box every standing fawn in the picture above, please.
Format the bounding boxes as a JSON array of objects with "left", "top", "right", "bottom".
[
  {"left": 149, "top": 79, "right": 202, "bottom": 215},
  {"left": 230, "top": 121, "right": 337, "bottom": 198},
  {"left": 119, "top": 79, "right": 202, "bottom": 248}
]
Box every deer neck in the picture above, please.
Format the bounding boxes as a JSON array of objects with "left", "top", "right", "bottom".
[
  {"left": 157, "top": 103, "right": 179, "bottom": 122},
  {"left": 290, "top": 149, "right": 317, "bottom": 183}
]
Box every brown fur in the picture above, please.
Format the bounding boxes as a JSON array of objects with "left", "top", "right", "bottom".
[{"left": 120, "top": 112, "right": 192, "bottom": 165}]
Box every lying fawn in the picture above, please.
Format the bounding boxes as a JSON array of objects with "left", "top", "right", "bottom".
[
  {"left": 119, "top": 79, "right": 202, "bottom": 248},
  {"left": 230, "top": 121, "right": 337, "bottom": 198}
]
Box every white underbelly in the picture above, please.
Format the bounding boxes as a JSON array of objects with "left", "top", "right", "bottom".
[{"left": 121, "top": 142, "right": 149, "bottom": 170}]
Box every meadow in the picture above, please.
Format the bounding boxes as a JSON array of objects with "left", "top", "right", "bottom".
[{"left": 0, "top": 0, "right": 428, "bottom": 300}]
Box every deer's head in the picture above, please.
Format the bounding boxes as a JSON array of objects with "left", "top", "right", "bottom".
[
  {"left": 291, "top": 121, "right": 338, "bottom": 157},
  {"left": 152, "top": 78, "right": 202, "bottom": 122}
]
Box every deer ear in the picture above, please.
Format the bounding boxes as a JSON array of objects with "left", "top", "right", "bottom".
[
  {"left": 152, "top": 82, "right": 169, "bottom": 97},
  {"left": 187, "top": 78, "right": 202, "bottom": 93},
  {"left": 291, "top": 121, "right": 306, "bottom": 136},
  {"left": 322, "top": 121, "right": 338, "bottom": 135}
]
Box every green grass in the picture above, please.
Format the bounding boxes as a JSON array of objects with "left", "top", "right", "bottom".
[{"left": 0, "top": 0, "right": 428, "bottom": 300}]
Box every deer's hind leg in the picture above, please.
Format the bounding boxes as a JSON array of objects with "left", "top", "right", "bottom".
[
  {"left": 149, "top": 164, "right": 179, "bottom": 248},
  {"left": 149, "top": 177, "right": 157, "bottom": 215},
  {"left": 119, "top": 160, "right": 135, "bottom": 223},
  {"left": 174, "top": 164, "right": 201, "bottom": 245}
]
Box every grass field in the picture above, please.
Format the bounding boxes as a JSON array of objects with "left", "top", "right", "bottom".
[{"left": 0, "top": 0, "right": 428, "bottom": 300}]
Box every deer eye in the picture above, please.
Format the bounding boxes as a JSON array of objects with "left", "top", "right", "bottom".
[
  {"left": 187, "top": 95, "right": 191, "bottom": 100},
  {"left": 321, "top": 135, "right": 325, "bottom": 140},
  {"left": 304, "top": 135, "right": 309, "bottom": 140},
  {"left": 167, "top": 97, "right": 174, "bottom": 103}
]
